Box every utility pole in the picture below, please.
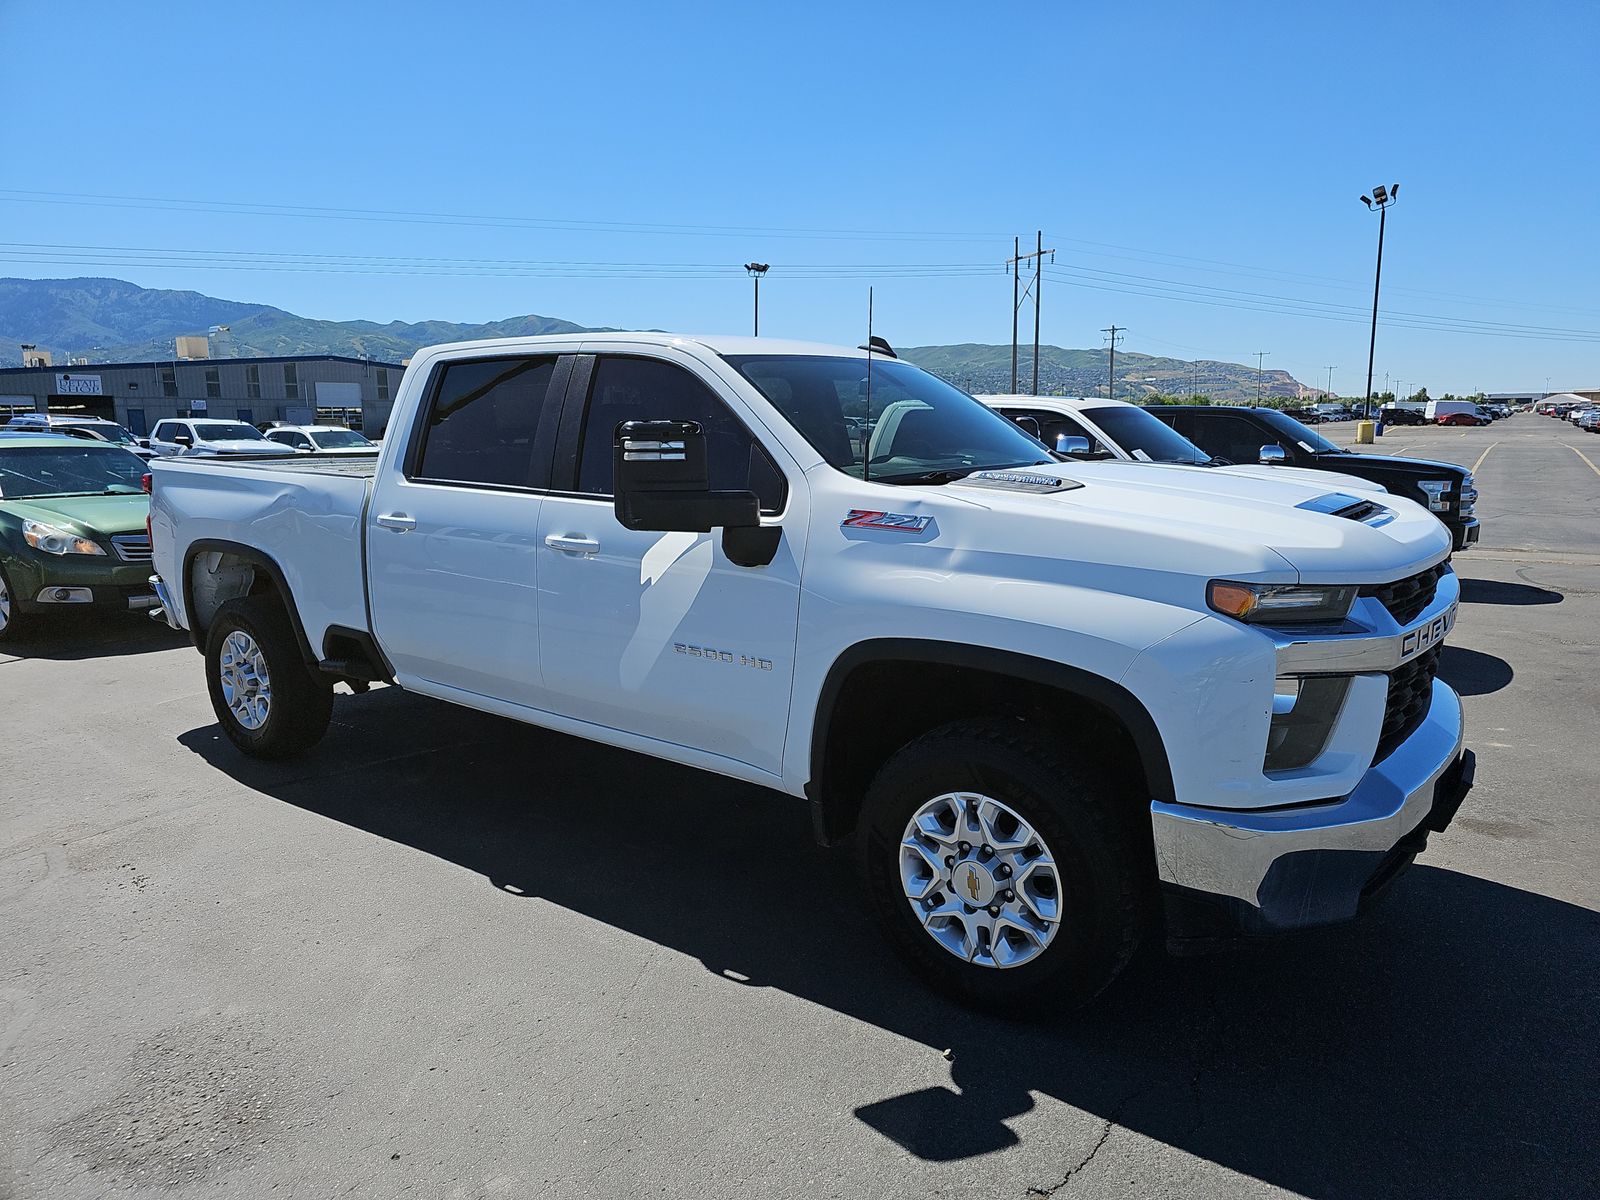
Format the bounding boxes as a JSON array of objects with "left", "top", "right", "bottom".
[
  {"left": 1255, "top": 351, "right": 1269, "bottom": 407},
  {"left": 1102, "top": 325, "right": 1123, "bottom": 400},
  {"left": 744, "top": 263, "right": 769, "bottom": 336},
  {"left": 1325, "top": 365, "right": 1336, "bottom": 399},
  {"left": 1007, "top": 232, "right": 1054, "bottom": 394}
]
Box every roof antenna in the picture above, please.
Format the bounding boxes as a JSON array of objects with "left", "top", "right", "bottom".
[{"left": 863, "top": 287, "right": 873, "bottom": 484}]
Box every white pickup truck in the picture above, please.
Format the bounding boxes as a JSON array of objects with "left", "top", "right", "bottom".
[{"left": 149, "top": 333, "right": 1474, "bottom": 1010}]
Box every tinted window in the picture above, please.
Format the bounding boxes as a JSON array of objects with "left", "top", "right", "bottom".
[
  {"left": 725, "top": 355, "right": 1050, "bottom": 485},
  {"left": 152, "top": 421, "right": 177, "bottom": 441},
  {"left": 1181, "top": 413, "right": 1277, "bottom": 464},
  {"left": 415, "top": 356, "right": 556, "bottom": 488},
  {"left": 577, "top": 356, "right": 785, "bottom": 512},
  {"left": 1082, "top": 406, "right": 1210, "bottom": 464},
  {"left": 193, "top": 422, "right": 264, "bottom": 442}
]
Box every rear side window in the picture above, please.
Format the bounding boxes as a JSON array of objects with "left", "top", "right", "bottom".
[
  {"left": 575, "top": 356, "right": 785, "bottom": 512},
  {"left": 414, "top": 356, "right": 558, "bottom": 488}
]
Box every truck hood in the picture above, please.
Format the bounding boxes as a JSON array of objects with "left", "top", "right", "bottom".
[
  {"left": 1303, "top": 450, "right": 1469, "bottom": 483},
  {"left": 943, "top": 460, "right": 1451, "bottom": 583},
  {"left": 1213, "top": 463, "right": 1390, "bottom": 496},
  {"left": 194, "top": 440, "right": 299, "bottom": 456},
  {"left": 2, "top": 493, "right": 149, "bottom": 537}
]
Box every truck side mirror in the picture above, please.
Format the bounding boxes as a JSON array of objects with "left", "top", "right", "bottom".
[
  {"left": 613, "top": 420, "right": 760, "bottom": 533},
  {"left": 1012, "top": 415, "right": 1043, "bottom": 439},
  {"left": 172, "top": 432, "right": 193, "bottom": 447},
  {"left": 1259, "top": 444, "right": 1287, "bottom": 465},
  {"left": 1056, "top": 434, "right": 1092, "bottom": 456}
]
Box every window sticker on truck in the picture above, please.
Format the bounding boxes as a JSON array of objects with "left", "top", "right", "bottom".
[{"left": 841, "top": 510, "right": 932, "bottom": 532}]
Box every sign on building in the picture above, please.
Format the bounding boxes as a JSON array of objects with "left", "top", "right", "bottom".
[{"left": 55, "top": 374, "right": 103, "bottom": 396}]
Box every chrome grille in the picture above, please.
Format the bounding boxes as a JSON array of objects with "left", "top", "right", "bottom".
[{"left": 111, "top": 533, "right": 152, "bottom": 562}]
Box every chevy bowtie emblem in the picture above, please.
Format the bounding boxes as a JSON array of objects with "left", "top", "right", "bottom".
[{"left": 963, "top": 867, "right": 981, "bottom": 901}]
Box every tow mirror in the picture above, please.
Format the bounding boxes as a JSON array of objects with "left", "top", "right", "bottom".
[
  {"left": 613, "top": 420, "right": 759, "bottom": 533},
  {"left": 1056, "top": 434, "right": 1092, "bottom": 456},
  {"left": 1259, "top": 444, "right": 1287, "bottom": 465}
]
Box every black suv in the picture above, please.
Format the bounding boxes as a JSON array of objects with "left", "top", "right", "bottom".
[{"left": 1145, "top": 405, "right": 1480, "bottom": 551}]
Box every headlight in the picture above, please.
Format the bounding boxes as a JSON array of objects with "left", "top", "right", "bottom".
[
  {"left": 1418, "top": 480, "right": 1452, "bottom": 512},
  {"left": 1208, "top": 580, "right": 1356, "bottom": 624},
  {"left": 22, "top": 519, "right": 106, "bottom": 556}
]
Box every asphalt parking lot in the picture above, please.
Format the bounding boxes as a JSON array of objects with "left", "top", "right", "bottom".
[{"left": 2, "top": 414, "right": 1596, "bottom": 1199}]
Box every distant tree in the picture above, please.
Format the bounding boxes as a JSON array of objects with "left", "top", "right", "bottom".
[{"left": 1414, "top": 386, "right": 1430, "bottom": 402}]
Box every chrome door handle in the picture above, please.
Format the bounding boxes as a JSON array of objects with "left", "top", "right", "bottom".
[
  {"left": 375, "top": 513, "right": 416, "bottom": 532},
  {"left": 545, "top": 533, "right": 599, "bottom": 555}
]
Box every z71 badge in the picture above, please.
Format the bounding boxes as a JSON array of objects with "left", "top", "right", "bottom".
[{"left": 841, "top": 510, "right": 931, "bottom": 533}]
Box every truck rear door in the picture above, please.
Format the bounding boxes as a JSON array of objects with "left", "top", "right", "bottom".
[{"left": 365, "top": 353, "right": 566, "bottom": 708}]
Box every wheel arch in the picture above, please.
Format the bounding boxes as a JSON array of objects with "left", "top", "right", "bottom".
[
  {"left": 182, "top": 539, "right": 316, "bottom": 666},
  {"left": 806, "top": 639, "right": 1175, "bottom": 846}
]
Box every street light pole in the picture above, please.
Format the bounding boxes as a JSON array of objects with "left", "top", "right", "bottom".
[
  {"left": 743, "top": 263, "right": 769, "bottom": 336},
  {"left": 1360, "top": 183, "right": 1399, "bottom": 421},
  {"left": 1255, "top": 351, "right": 1269, "bottom": 407}
]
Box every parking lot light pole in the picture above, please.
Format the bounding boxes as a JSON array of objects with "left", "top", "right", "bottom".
[
  {"left": 744, "top": 263, "right": 770, "bottom": 336},
  {"left": 1360, "top": 183, "right": 1399, "bottom": 421}
]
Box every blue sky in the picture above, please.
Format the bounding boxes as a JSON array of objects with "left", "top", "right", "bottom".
[{"left": 3, "top": 0, "right": 1596, "bottom": 394}]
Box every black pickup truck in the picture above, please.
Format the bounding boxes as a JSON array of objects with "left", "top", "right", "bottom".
[{"left": 1145, "top": 405, "right": 1480, "bottom": 551}]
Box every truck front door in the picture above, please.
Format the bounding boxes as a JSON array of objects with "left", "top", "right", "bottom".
[
  {"left": 365, "top": 353, "right": 564, "bottom": 708},
  {"left": 536, "top": 351, "right": 803, "bottom": 777}
]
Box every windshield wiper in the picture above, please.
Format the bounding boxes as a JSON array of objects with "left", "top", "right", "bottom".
[{"left": 878, "top": 467, "right": 978, "bottom": 486}]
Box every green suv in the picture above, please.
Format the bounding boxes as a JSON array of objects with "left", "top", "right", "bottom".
[{"left": 0, "top": 435, "right": 156, "bottom": 641}]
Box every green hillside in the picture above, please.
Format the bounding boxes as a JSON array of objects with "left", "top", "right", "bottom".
[{"left": 1, "top": 277, "right": 1313, "bottom": 402}]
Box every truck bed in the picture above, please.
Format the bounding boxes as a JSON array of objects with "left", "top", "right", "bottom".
[{"left": 149, "top": 453, "right": 376, "bottom": 653}]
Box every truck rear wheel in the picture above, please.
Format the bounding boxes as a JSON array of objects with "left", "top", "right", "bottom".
[
  {"left": 859, "top": 717, "right": 1147, "bottom": 1014},
  {"left": 204, "top": 596, "right": 333, "bottom": 759}
]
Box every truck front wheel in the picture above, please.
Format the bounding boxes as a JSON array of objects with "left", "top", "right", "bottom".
[
  {"left": 204, "top": 596, "right": 333, "bottom": 759},
  {"left": 859, "top": 717, "right": 1147, "bottom": 1014}
]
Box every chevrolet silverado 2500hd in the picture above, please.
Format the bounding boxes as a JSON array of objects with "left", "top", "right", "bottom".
[{"left": 149, "top": 334, "right": 1474, "bottom": 1010}]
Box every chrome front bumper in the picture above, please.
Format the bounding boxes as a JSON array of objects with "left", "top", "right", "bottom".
[{"left": 1151, "top": 677, "right": 1472, "bottom": 937}]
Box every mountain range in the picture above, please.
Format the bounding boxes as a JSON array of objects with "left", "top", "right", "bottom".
[{"left": 0, "top": 277, "right": 1312, "bottom": 402}]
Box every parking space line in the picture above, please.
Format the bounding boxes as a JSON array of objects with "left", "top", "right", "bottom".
[
  {"left": 1470, "top": 442, "right": 1499, "bottom": 474},
  {"left": 1567, "top": 443, "right": 1600, "bottom": 479}
]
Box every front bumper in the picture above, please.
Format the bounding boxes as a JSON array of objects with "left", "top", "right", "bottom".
[
  {"left": 1453, "top": 516, "right": 1480, "bottom": 550},
  {"left": 5, "top": 551, "right": 156, "bottom": 614},
  {"left": 1151, "top": 677, "right": 1472, "bottom": 941}
]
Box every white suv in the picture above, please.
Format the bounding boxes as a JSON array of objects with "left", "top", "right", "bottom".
[
  {"left": 263, "top": 425, "right": 379, "bottom": 456},
  {"left": 147, "top": 419, "right": 299, "bottom": 458}
]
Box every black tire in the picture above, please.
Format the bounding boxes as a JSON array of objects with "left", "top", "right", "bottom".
[
  {"left": 205, "top": 596, "right": 333, "bottom": 759},
  {"left": 859, "top": 717, "right": 1148, "bottom": 1015},
  {"left": 0, "top": 563, "right": 23, "bottom": 643}
]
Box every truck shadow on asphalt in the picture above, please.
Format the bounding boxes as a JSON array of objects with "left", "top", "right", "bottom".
[
  {"left": 1458, "top": 578, "right": 1564, "bottom": 606},
  {"left": 1437, "top": 645, "right": 1514, "bottom": 697},
  {"left": 179, "top": 689, "right": 1597, "bottom": 1200},
  {"left": 0, "top": 615, "right": 186, "bottom": 661}
]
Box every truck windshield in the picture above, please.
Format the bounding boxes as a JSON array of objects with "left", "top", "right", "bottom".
[
  {"left": 194, "top": 422, "right": 265, "bottom": 442},
  {"left": 0, "top": 445, "right": 147, "bottom": 498},
  {"left": 1083, "top": 406, "right": 1211, "bottom": 464},
  {"left": 723, "top": 355, "right": 1053, "bottom": 484},
  {"left": 1251, "top": 408, "right": 1344, "bottom": 455}
]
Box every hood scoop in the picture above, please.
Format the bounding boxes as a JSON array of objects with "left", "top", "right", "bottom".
[
  {"left": 1296, "top": 491, "right": 1392, "bottom": 526},
  {"left": 954, "top": 469, "right": 1085, "bottom": 495}
]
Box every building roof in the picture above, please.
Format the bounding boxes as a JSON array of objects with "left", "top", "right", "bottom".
[{"left": 0, "top": 353, "right": 406, "bottom": 377}]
